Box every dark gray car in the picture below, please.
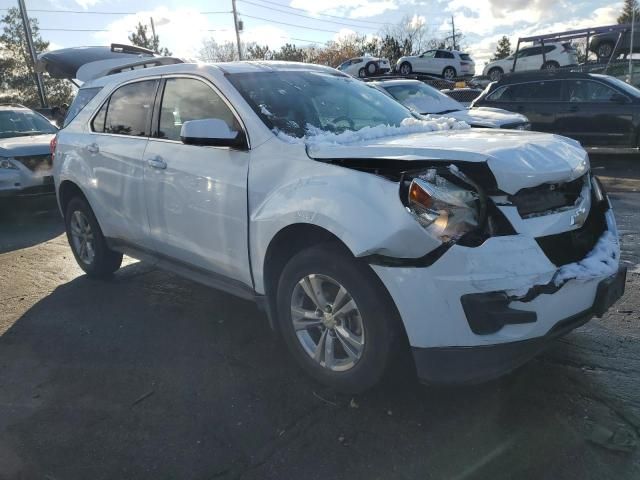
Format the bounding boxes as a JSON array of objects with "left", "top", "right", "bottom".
[{"left": 590, "top": 27, "right": 639, "bottom": 59}]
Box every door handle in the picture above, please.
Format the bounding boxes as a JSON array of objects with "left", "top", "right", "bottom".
[
  {"left": 86, "top": 143, "right": 99, "bottom": 154},
  {"left": 147, "top": 156, "right": 167, "bottom": 170}
]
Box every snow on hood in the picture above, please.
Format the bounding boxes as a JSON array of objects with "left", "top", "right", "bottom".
[
  {"left": 304, "top": 127, "right": 588, "bottom": 195},
  {"left": 448, "top": 107, "right": 528, "bottom": 128},
  {"left": 0, "top": 134, "right": 54, "bottom": 157},
  {"left": 275, "top": 116, "right": 469, "bottom": 146}
]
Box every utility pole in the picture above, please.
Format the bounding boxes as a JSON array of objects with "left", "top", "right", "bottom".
[
  {"left": 450, "top": 15, "right": 457, "bottom": 51},
  {"left": 231, "top": 0, "right": 242, "bottom": 60},
  {"left": 17, "top": 0, "right": 47, "bottom": 107},
  {"left": 629, "top": 9, "right": 635, "bottom": 83},
  {"left": 150, "top": 16, "right": 157, "bottom": 53}
]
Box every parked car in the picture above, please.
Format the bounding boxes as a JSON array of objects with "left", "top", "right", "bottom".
[
  {"left": 472, "top": 71, "right": 640, "bottom": 148},
  {"left": 0, "top": 103, "right": 58, "bottom": 197},
  {"left": 483, "top": 43, "right": 578, "bottom": 82},
  {"left": 396, "top": 49, "right": 475, "bottom": 80},
  {"left": 370, "top": 79, "right": 530, "bottom": 129},
  {"left": 337, "top": 56, "right": 391, "bottom": 78},
  {"left": 46, "top": 48, "right": 625, "bottom": 392},
  {"left": 589, "top": 27, "right": 639, "bottom": 60}
]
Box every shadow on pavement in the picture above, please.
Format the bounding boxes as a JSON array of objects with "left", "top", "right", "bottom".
[
  {"left": 0, "top": 195, "right": 64, "bottom": 254},
  {"left": 0, "top": 263, "right": 636, "bottom": 479}
]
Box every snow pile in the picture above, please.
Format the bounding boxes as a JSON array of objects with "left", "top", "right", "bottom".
[
  {"left": 274, "top": 116, "right": 469, "bottom": 146},
  {"left": 552, "top": 230, "right": 620, "bottom": 285}
]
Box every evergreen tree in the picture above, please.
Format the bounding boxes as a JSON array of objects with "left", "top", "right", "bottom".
[
  {"left": 0, "top": 7, "right": 72, "bottom": 108},
  {"left": 618, "top": 0, "right": 640, "bottom": 24},
  {"left": 490, "top": 36, "right": 513, "bottom": 61},
  {"left": 128, "top": 22, "right": 172, "bottom": 56}
]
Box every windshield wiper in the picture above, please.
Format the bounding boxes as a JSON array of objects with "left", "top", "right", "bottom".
[{"left": 434, "top": 109, "right": 461, "bottom": 114}]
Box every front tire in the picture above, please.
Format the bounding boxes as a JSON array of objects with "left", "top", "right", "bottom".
[
  {"left": 65, "top": 196, "right": 122, "bottom": 278},
  {"left": 276, "top": 243, "right": 404, "bottom": 393}
]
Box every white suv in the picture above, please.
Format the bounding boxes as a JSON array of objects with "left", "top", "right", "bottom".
[
  {"left": 483, "top": 43, "right": 578, "bottom": 82},
  {"left": 50, "top": 53, "right": 625, "bottom": 392},
  {"left": 396, "top": 49, "right": 475, "bottom": 79}
]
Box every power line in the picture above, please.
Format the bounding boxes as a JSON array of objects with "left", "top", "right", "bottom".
[
  {"left": 237, "top": 0, "right": 379, "bottom": 30},
  {"left": 238, "top": 13, "right": 343, "bottom": 33}
]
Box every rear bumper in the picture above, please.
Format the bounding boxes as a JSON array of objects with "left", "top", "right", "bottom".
[{"left": 412, "top": 266, "right": 626, "bottom": 384}]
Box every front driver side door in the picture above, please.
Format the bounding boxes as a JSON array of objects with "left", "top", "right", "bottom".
[
  {"left": 415, "top": 50, "right": 436, "bottom": 73},
  {"left": 143, "top": 76, "right": 252, "bottom": 286}
]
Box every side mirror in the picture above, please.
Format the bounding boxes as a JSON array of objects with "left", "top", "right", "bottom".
[{"left": 180, "top": 118, "right": 247, "bottom": 149}]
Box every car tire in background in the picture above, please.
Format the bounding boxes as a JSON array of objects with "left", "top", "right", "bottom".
[
  {"left": 64, "top": 196, "right": 123, "bottom": 278},
  {"left": 399, "top": 62, "right": 412, "bottom": 76},
  {"left": 358, "top": 67, "right": 367, "bottom": 78},
  {"left": 365, "top": 61, "right": 378, "bottom": 76},
  {"left": 488, "top": 67, "right": 504, "bottom": 82},
  {"left": 542, "top": 60, "right": 560, "bottom": 70},
  {"left": 276, "top": 243, "right": 405, "bottom": 393},
  {"left": 443, "top": 66, "right": 457, "bottom": 80},
  {"left": 597, "top": 42, "right": 614, "bottom": 60}
]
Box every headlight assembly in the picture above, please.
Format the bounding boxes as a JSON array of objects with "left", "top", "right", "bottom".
[
  {"left": 0, "top": 158, "right": 18, "bottom": 169},
  {"left": 406, "top": 167, "right": 483, "bottom": 242}
]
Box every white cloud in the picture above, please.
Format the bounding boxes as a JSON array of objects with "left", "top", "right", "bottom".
[{"left": 289, "top": 0, "right": 398, "bottom": 18}]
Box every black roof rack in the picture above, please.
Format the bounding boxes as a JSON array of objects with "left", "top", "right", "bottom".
[{"left": 110, "top": 43, "right": 155, "bottom": 56}]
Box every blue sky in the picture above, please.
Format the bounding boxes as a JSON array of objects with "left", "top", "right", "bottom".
[{"left": 0, "top": 0, "right": 623, "bottom": 68}]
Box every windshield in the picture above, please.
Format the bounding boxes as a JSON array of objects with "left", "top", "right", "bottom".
[
  {"left": 227, "top": 70, "right": 414, "bottom": 138},
  {"left": 599, "top": 75, "right": 640, "bottom": 98},
  {"left": 382, "top": 82, "right": 463, "bottom": 114},
  {"left": 0, "top": 109, "right": 58, "bottom": 139}
]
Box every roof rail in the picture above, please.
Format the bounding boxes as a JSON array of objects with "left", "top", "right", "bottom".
[{"left": 110, "top": 43, "right": 155, "bottom": 55}]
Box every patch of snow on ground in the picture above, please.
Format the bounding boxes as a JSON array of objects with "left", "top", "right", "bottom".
[
  {"left": 273, "top": 116, "right": 469, "bottom": 146},
  {"left": 552, "top": 230, "right": 620, "bottom": 285}
]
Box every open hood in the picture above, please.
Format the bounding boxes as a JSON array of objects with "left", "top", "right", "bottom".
[
  {"left": 36, "top": 44, "right": 183, "bottom": 82},
  {"left": 307, "top": 129, "right": 588, "bottom": 195}
]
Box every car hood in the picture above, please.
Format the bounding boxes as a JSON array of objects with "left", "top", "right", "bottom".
[
  {"left": 306, "top": 129, "right": 588, "bottom": 195},
  {"left": 442, "top": 107, "right": 529, "bottom": 128},
  {"left": 0, "top": 134, "right": 54, "bottom": 157}
]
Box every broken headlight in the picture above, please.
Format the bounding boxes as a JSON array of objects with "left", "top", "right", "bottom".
[{"left": 406, "top": 168, "right": 481, "bottom": 242}]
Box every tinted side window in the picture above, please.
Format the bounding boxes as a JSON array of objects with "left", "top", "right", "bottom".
[
  {"left": 543, "top": 45, "right": 555, "bottom": 54},
  {"left": 65, "top": 87, "right": 102, "bottom": 127},
  {"left": 435, "top": 51, "right": 454, "bottom": 59},
  {"left": 158, "top": 78, "right": 238, "bottom": 142},
  {"left": 512, "top": 81, "right": 563, "bottom": 101},
  {"left": 104, "top": 80, "right": 158, "bottom": 137},
  {"left": 91, "top": 101, "right": 108, "bottom": 132},
  {"left": 568, "top": 80, "right": 623, "bottom": 102}
]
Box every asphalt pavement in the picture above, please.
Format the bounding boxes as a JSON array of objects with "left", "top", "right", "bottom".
[{"left": 0, "top": 157, "right": 639, "bottom": 479}]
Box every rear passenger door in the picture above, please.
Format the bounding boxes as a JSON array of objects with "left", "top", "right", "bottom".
[
  {"left": 87, "top": 78, "right": 159, "bottom": 248},
  {"left": 486, "top": 80, "right": 565, "bottom": 132},
  {"left": 142, "top": 76, "right": 252, "bottom": 286},
  {"left": 561, "top": 79, "right": 635, "bottom": 147}
]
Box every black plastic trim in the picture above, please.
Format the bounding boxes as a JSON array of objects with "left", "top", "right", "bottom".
[{"left": 460, "top": 292, "right": 537, "bottom": 335}]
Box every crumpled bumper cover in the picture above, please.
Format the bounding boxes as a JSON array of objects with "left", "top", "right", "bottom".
[{"left": 412, "top": 266, "right": 626, "bottom": 385}]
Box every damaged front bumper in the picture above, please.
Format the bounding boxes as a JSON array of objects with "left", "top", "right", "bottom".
[{"left": 371, "top": 188, "right": 625, "bottom": 385}]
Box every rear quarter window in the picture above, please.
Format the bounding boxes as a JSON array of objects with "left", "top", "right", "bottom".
[
  {"left": 64, "top": 87, "right": 102, "bottom": 127},
  {"left": 459, "top": 54, "right": 472, "bottom": 61}
]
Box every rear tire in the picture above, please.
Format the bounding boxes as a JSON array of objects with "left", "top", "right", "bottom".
[
  {"left": 276, "top": 243, "right": 404, "bottom": 393},
  {"left": 443, "top": 66, "right": 457, "bottom": 80},
  {"left": 399, "top": 62, "right": 412, "bottom": 76},
  {"left": 542, "top": 61, "right": 560, "bottom": 70},
  {"left": 597, "top": 42, "right": 614, "bottom": 60},
  {"left": 488, "top": 67, "right": 503, "bottom": 82},
  {"left": 65, "top": 196, "right": 122, "bottom": 278},
  {"left": 357, "top": 67, "right": 367, "bottom": 78}
]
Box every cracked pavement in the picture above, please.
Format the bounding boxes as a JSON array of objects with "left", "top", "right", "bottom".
[{"left": 0, "top": 156, "right": 639, "bottom": 479}]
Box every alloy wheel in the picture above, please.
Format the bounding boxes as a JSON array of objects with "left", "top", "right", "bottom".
[
  {"left": 598, "top": 43, "right": 613, "bottom": 58},
  {"left": 290, "top": 274, "right": 365, "bottom": 372},
  {"left": 443, "top": 67, "right": 456, "bottom": 80},
  {"left": 400, "top": 63, "right": 411, "bottom": 75},
  {"left": 69, "top": 210, "right": 95, "bottom": 265}
]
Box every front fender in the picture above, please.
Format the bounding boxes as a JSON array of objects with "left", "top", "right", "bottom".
[{"left": 248, "top": 140, "right": 440, "bottom": 293}]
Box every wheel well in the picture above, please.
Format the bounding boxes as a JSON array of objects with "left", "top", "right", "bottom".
[
  {"left": 58, "top": 180, "right": 87, "bottom": 215},
  {"left": 262, "top": 224, "right": 352, "bottom": 330}
]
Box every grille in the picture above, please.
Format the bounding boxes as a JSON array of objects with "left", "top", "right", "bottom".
[
  {"left": 509, "top": 175, "right": 586, "bottom": 218},
  {"left": 14, "top": 154, "right": 52, "bottom": 172},
  {"left": 536, "top": 198, "right": 606, "bottom": 267}
]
